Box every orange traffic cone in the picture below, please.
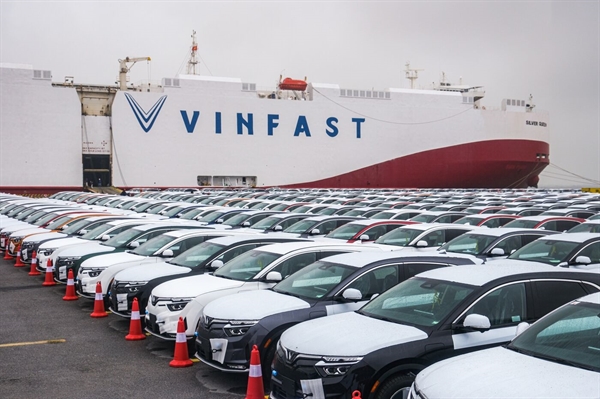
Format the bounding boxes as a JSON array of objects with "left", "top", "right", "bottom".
[
  {"left": 169, "top": 317, "right": 193, "bottom": 368},
  {"left": 14, "top": 245, "right": 25, "bottom": 267},
  {"left": 125, "top": 298, "right": 146, "bottom": 341},
  {"left": 62, "top": 269, "right": 78, "bottom": 301},
  {"left": 42, "top": 258, "right": 56, "bottom": 286},
  {"left": 90, "top": 282, "right": 107, "bottom": 318},
  {"left": 3, "top": 246, "right": 13, "bottom": 260},
  {"left": 28, "top": 251, "right": 41, "bottom": 276},
  {"left": 245, "top": 345, "right": 265, "bottom": 399}
]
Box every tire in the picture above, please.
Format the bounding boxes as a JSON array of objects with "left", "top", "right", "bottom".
[{"left": 374, "top": 373, "right": 414, "bottom": 399}]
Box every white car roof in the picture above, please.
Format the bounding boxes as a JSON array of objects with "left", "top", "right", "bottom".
[
  {"left": 578, "top": 291, "right": 600, "bottom": 304},
  {"left": 453, "top": 227, "right": 552, "bottom": 238},
  {"left": 535, "top": 232, "right": 599, "bottom": 243},
  {"left": 416, "top": 260, "right": 599, "bottom": 287},
  {"left": 395, "top": 223, "right": 475, "bottom": 232},
  {"left": 318, "top": 251, "right": 481, "bottom": 268},
  {"left": 254, "top": 241, "right": 380, "bottom": 255}
]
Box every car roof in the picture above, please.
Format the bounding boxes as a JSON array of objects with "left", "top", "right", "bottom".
[
  {"left": 299, "top": 215, "right": 362, "bottom": 222},
  {"left": 515, "top": 215, "right": 583, "bottom": 221},
  {"left": 533, "top": 232, "right": 600, "bottom": 243},
  {"left": 162, "top": 228, "right": 233, "bottom": 238},
  {"left": 416, "top": 260, "right": 600, "bottom": 287},
  {"left": 201, "top": 234, "right": 307, "bottom": 246},
  {"left": 453, "top": 227, "right": 557, "bottom": 238},
  {"left": 319, "top": 251, "right": 482, "bottom": 268},
  {"left": 396, "top": 223, "right": 476, "bottom": 232},
  {"left": 253, "top": 241, "right": 379, "bottom": 255},
  {"left": 578, "top": 292, "right": 600, "bottom": 305}
]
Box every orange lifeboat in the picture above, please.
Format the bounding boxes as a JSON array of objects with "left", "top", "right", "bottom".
[{"left": 279, "top": 77, "right": 307, "bottom": 91}]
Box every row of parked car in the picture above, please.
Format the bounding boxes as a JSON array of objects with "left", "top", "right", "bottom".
[{"left": 1, "top": 187, "right": 599, "bottom": 399}]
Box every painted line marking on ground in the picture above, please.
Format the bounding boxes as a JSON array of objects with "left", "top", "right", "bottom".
[{"left": 0, "top": 339, "right": 66, "bottom": 348}]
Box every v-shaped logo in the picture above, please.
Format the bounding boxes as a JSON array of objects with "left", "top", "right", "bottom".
[{"left": 124, "top": 93, "right": 168, "bottom": 133}]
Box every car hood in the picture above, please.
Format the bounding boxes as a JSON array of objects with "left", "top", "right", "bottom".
[
  {"left": 115, "top": 262, "right": 190, "bottom": 282},
  {"left": 8, "top": 227, "right": 50, "bottom": 236},
  {"left": 55, "top": 242, "right": 113, "bottom": 257},
  {"left": 23, "top": 232, "right": 68, "bottom": 243},
  {"left": 81, "top": 252, "right": 144, "bottom": 268},
  {"left": 416, "top": 346, "right": 599, "bottom": 398},
  {"left": 280, "top": 311, "right": 427, "bottom": 356},
  {"left": 152, "top": 274, "right": 245, "bottom": 298},
  {"left": 203, "top": 290, "right": 309, "bottom": 319},
  {"left": 39, "top": 237, "right": 87, "bottom": 249}
]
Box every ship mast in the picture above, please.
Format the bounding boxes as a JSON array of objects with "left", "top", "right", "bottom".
[
  {"left": 405, "top": 62, "right": 423, "bottom": 89},
  {"left": 187, "top": 30, "right": 200, "bottom": 75}
]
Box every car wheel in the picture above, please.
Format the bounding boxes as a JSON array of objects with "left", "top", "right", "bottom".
[{"left": 374, "top": 374, "right": 414, "bottom": 399}]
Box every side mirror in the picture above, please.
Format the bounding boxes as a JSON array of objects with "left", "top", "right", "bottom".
[
  {"left": 359, "top": 234, "right": 370, "bottom": 242},
  {"left": 209, "top": 259, "right": 224, "bottom": 270},
  {"left": 416, "top": 240, "right": 429, "bottom": 247},
  {"left": 273, "top": 225, "right": 283, "bottom": 231},
  {"left": 490, "top": 247, "right": 505, "bottom": 256},
  {"left": 101, "top": 234, "right": 110, "bottom": 241},
  {"left": 215, "top": 218, "right": 224, "bottom": 224},
  {"left": 341, "top": 288, "right": 362, "bottom": 301},
  {"left": 266, "top": 271, "right": 282, "bottom": 282},
  {"left": 310, "top": 228, "right": 321, "bottom": 235},
  {"left": 574, "top": 255, "right": 591, "bottom": 265},
  {"left": 515, "top": 322, "right": 530, "bottom": 337},
  {"left": 462, "top": 314, "right": 491, "bottom": 332},
  {"left": 242, "top": 221, "right": 251, "bottom": 227},
  {"left": 128, "top": 241, "right": 140, "bottom": 249},
  {"left": 79, "top": 229, "right": 88, "bottom": 235},
  {"left": 161, "top": 249, "right": 174, "bottom": 258}
]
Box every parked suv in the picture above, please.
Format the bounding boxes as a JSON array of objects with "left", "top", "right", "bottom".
[{"left": 270, "top": 263, "right": 600, "bottom": 399}]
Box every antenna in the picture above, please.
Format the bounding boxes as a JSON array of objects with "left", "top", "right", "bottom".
[
  {"left": 187, "top": 30, "right": 199, "bottom": 75},
  {"left": 405, "top": 62, "right": 424, "bottom": 89}
]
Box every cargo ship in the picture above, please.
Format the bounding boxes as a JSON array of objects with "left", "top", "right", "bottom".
[{"left": 0, "top": 34, "right": 549, "bottom": 195}]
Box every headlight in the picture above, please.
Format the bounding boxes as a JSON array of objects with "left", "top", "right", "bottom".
[
  {"left": 166, "top": 298, "right": 193, "bottom": 311},
  {"left": 124, "top": 281, "right": 148, "bottom": 293},
  {"left": 315, "top": 356, "right": 363, "bottom": 377},
  {"left": 223, "top": 320, "right": 258, "bottom": 337},
  {"left": 38, "top": 248, "right": 56, "bottom": 256},
  {"left": 57, "top": 256, "right": 81, "bottom": 267},
  {"left": 79, "top": 267, "right": 104, "bottom": 278},
  {"left": 408, "top": 381, "right": 427, "bottom": 399}
]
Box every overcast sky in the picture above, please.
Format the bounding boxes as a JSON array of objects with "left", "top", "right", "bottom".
[{"left": 2, "top": 0, "right": 599, "bottom": 189}]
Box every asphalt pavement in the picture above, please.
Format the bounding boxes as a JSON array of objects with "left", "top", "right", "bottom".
[{"left": 0, "top": 256, "right": 249, "bottom": 399}]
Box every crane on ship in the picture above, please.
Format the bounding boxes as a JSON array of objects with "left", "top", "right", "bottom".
[{"left": 118, "top": 56, "right": 151, "bottom": 90}]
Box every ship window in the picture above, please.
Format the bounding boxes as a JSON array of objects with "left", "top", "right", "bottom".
[
  {"left": 242, "top": 83, "right": 248, "bottom": 91},
  {"left": 173, "top": 79, "right": 180, "bottom": 86},
  {"left": 360, "top": 90, "right": 365, "bottom": 97},
  {"left": 249, "top": 83, "right": 256, "bottom": 91},
  {"left": 43, "top": 71, "right": 51, "bottom": 79},
  {"left": 340, "top": 89, "right": 346, "bottom": 96},
  {"left": 353, "top": 90, "right": 359, "bottom": 97},
  {"left": 164, "top": 78, "right": 172, "bottom": 86},
  {"left": 511, "top": 99, "right": 515, "bottom": 106},
  {"left": 385, "top": 92, "right": 391, "bottom": 99},
  {"left": 33, "top": 70, "right": 42, "bottom": 79},
  {"left": 379, "top": 92, "right": 385, "bottom": 98},
  {"left": 366, "top": 91, "right": 371, "bottom": 98}
]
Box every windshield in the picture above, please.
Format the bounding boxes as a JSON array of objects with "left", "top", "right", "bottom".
[
  {"left": 45, "top": 215, "right": 74, "bottom": 230},
  {"left": 374, "top": 227, "right": 422, "bottom": 247},
  {"left": 103, "top": 228, "right": 145, "bottom": 248},
  {"left": 130, "top": 234, "right": 176, "bottom": 256},
  {"left": 325, "top": 224, "right": 364, "bottom": 240},
  {"left": 222, "top": 213, "right": 251, "bottom": 227},
  {"left": 80, "top": 223, "right": 119, "bottom": 240},
  {"left": 371, "top": 211, "right": 397, "bottom": 220},
  {"left": 197, "top": 210, "right": 228, "bottom": 223},
  {"left": 163, "top": 206, "right": 187, "bottom": 217},
  {"left": 169, "top": 241, "right": 226, "bottom": 267},
  {"left": 409, "top": 214, "right": 438, "bottom": 223},
  {"left": 145, "top": 204, "right": 169, "bottom": 214},
  {"left": 358, "top": 277, "right": 474, "bottom": 327},
  {"left": 290, "top": 205, "right": 313, "bottom": 214},
  {"left": 273, "top": 261, "right": 355, "bottom": 299},
  {"left": 507, "top": 299, "right": 600, "bottom": 371},
  {"left": 438, "top": 233, "right": 496, "bottom": 255},
  {"left": 34, "top": 213, "right": 60, "bottom": 226},
  {"left": 503, "top": 219, "right": 539, "bottom": 229},
  {"left": 508, "top": 239, "right": 580, "bottom": 265},
  {"left": 453, "top": 216, "right": 483, "bottom": 225},
  {"left": 177, "top": 208, "right": 206, "bottom": 220},
  {"left": 213, "top": 249, "right": 281, "bottom": 281},
  {"left": 283, "top": 219, "right": 318, "bottom": 234},
  {"left": 61, "top": 218, "right": 94, "bottom": 235},
  {"left": 248, "top": 216, "right": 280, "bottom": 230},
  {"left": 568, "top": 223, "right": 600, "bottom": 233}
]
